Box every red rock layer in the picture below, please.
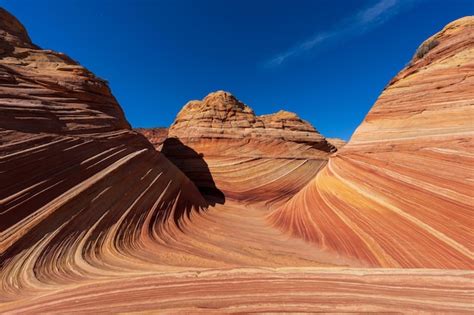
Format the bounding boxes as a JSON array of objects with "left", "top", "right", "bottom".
[
  {"left": 162, "top": 91, "right": 335, "bottom": 205},
  {"left": 0, "top": 8, "right": 348, "bottom": 309},
  {"left": 326, "top": 137, "right": 346, "bottom": 149},
  {"left": 1, "top": 8, "right": 473, "bottom": 313},
  {"left": 1, "top": 268, "right": 472, "bottom": 314},
  {"left": 269, "top": 17, "right": 474, "bottom": 269},
  {"left": 135, "top": 127, "right": 168, "bottom": 149},
  {"left": 0, "top": 6, "right": 209, "bottom": 298},
  {"left": 169, "top": 91, "right": 334, "bottom": 153}
]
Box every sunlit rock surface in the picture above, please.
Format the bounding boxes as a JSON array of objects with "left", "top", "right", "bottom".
[
  {"left": 269, "top": 16, "right": 474, "bottom": 269},
  {"left": 0, "top": 8, "right": 473, "bottom": 313},
  {"left": 327, "top": 137, "right": 346, "bottom": 149},
  {"left": 162, "top": 90, "right": 336, "bottom": 205},
  {"left": 0, "top": 5, "right": 208, "bottom": 303}
]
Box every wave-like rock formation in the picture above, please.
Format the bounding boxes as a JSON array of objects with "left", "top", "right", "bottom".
[
  {"left": 269, "top": 16, "right": 474, "bottom": 269},
  {"left": 0, "top": 8, "right": 368, "bottom": 311},
  {"left": 1, "top": 7, "right": 473, "bottom": 313},
  {"left": 161, "top": 91, "right": 336, "bottom": 204},
  {"left": 1, "top": 268, "right": 472, "bottom": 314},
  {"left": 0, "top": 6, "right": 209, "bottom": 301}
]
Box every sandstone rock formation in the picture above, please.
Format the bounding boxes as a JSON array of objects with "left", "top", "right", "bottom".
[
  {"left": 2, "top": 268, "right": 472, "bottom": 314},
  {"left": 0, "top": 7, "right": 473, "bottom": 313},
  {"left": 135, "top": 127, "right": 168, "bottom": 148},
  {"left": 162, "top": 90, "right": 336, "bottom": 204},
  {"left": 0, "top": 6, "right": 208, "bottom": 301},
  {"left": 327, "top": 137, "right": 346, "bottom": 149},
  {"left": 169, "top": 91, "right": 334, "bottom": 154},
  {"left": 0, "top": 8, "right": 368, "bottom": 311},
  {"left": 269, "top": 16, "right": 474, "bottom": 269}
]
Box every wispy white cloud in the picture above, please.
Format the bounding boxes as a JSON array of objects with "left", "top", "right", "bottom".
[{"left": 267, "top": 0, "right": 407, "bottom": 67}]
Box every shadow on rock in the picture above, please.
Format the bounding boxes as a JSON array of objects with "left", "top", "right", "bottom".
[{"left": 161, "top": 137, "right": 225, "bottom": 206}]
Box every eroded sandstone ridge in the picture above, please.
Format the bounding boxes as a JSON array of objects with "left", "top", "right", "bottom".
[
  {"left": 269, "top": 16, "right": 474, "bottom": 269},
  {"left": 0, "top": 8, "right": 473, "bottom": 313},
  {"left": 326, "top": 137, "right": 346, "bottom": 149},
  {"left": 170, "top": 91, "right": 334, "bottom": 153},
  {"left": 160, "top": 91, "right": 335, "bottom": 204},
  {"left": 135, "top": 127, "right": 168, "bottom": 148},
  {"left": 0, "top": 6, "right": 208, "bottom": 299}
]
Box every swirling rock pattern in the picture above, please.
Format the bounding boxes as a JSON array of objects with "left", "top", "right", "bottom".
[
  {"left": 0, "top": 8, "right": 473, "bottom": 313},
  {"left": 169, "top": 90, "right": 334, "bottom": 153},
  {"left": 161, "top": 91, "right": 336, "bottom": 205},
  {"left": 0, "top": 6, "right": 207, "bottom": 303},
  {"left": 269, "top": 16, "right": 474, "bottom": 269},
  {"left": 1, "top": 268, "right": 472, "bottom": 314}
]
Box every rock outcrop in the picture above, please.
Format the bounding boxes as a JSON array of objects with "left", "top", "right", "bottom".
[
  {"left": 135, "top": 127, "right": 168, "bottom": 148},
  {"left": 1, "top": 8, "right": 472, "bottom": 313},
  {"left": 169, "top": 90, "right": 334, "bottom": 153},
  {"left": 0, "top": 6, "right": 209, "bottom": 300},
  {"left": 0, "top": 8, "right": 359, "bottom": 311},
  {"left": 327, "top": 137, "right": 346, "bottom": 149},
  {"left": 161, "top": 91, "right": 335, "bottom": 204},
  {"left": 269, "top": 16, "right": 474, "bottom": 269}
]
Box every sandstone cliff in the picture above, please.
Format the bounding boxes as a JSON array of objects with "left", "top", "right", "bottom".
[
  {"left": 161, "top": 90, "right": 335, "bottom": 204},
  {"left": 269, "top": 16, "right": 474, "bottom": 269},
  {"left": 0, "top": 7, "right": 209, "bottom": 299},
  {"left": 0, "top": 8, "right": 472, "bottom": 313},
  {"left": 326, "top": 137, "right": 346, "bottom": 149},
  {"left": 0, "top": 9, "right": 357, "bottom": 310},
  {"left": 135, "top": 127, "right": 168, "bottom": 148},
  {"left": 169, "top": 90, "right": 334, "bottom": 153}
]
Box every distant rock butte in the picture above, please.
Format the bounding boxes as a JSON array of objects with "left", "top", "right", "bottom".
[
  {"left": 169, "top": 90, "right": 335, "bottom": 154},
  {"left": 157, "top": 90, "right": 335, "bottom": 204},
  {"left": 135, "top": 127, "right": 168, "bottom": 148},
  {"left": 326, "top": 137, "right": 346, "bottom": 149},
  {"left": 269, "top": 16, "right": 474, "bottom": 269}
]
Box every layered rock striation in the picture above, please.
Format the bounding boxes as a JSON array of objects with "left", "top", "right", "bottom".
[
  {"left": 269, "top": 16, "right": 474, "bottom": 269},
  {"left": 161, "top": 91, "right": 335, "bottom": 204},
  {"left": 1, "top": 8, "right": 473, "bottom": 313},
  {"left": 169, "top": 90, "right": 334, "bottom": 154},
  {"left": 0, "top": 6, "right": 209, "bottom": 300},
  {"left": 135, "top": 127, "right": 168, "bottom": 148},
  {"left": 0, "top": 8, "right": 356, "bottom": 310},
  {"left": 326, "top": 137, "right": 346, "bottom": 149}
]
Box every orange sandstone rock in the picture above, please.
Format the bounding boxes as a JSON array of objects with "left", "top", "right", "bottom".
[
  {"left": 1, "top": 8, "right": 473, "bottom": 313},
  {"left": 135, "top": 127, "right": 168, "bottom": 148},
  {"left": 0, "top": 7, "right": 208, "bottom": 299},
  {"left": 269, "top": 16, "right": 474, "bottom": 269},
  {"left": 326, "top": 137, "right": 346, "bottom": 149},
  {"left": 161, "top": 90, "right": 335, "bottom": 204}
]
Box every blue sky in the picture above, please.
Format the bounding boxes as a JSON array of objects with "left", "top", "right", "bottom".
[{"left": 2, "top": 0, "right": 472, "bottom": 140}]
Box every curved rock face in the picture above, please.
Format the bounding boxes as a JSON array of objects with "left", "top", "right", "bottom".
[
  {"left": 135, "top": 127, "right": 168, "bottom": 148},
  {"left": 0, "top": 6, "right": 208, "bottom": 299},
  {"left": 0, "top": 9, "right": 360, "bottom": 311},
  {"left": 0, "top": 9, "right": 131, "bottom": 135},
  {"left": 1, "top": 8, "right": 473, "bottom": 313},
  {"left": 326, "top": 137, "right": 346, "bottom": 149},
  {"left": 170, "top": 90, "right": 334, "bottom": 152},
  {"left": 269, "top": 17, "right": 474, "bottom": 269},
  {"left": 163, "top": 91, "right": 335, "bottom": 204}
]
